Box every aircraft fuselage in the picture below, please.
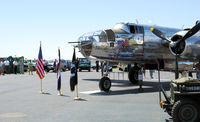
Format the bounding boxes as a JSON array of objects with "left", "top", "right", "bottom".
[{"left": 78, "top": 23, "right": 200, "bottom": 70}]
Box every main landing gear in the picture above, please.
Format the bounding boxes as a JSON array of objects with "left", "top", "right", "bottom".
[
  {"left": 128, "top": 66, "right": 140, "bottom": 84},
  {"left": 99, "top": 63, "right": 142, "bottom": 92},
  {"left": 99, "top": 62, "right": 112, "bottom": 92}
]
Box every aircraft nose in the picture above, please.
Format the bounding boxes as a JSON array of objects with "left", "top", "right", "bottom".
[{"left": 78, "top": 34, "right": 94, "bottom": 57}]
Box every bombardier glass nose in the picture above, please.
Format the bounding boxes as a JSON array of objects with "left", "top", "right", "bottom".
[
  {"left": 78, "top": 30, "right": 108, "bottom": 57},
  {"left": 78, "top": 32, "right": 95, "bottom": 57}
]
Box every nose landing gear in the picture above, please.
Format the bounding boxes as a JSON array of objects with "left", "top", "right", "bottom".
[
  {"left": 98, "top": 63, "right": 143, "bottom": 92},
  {"left": 99, "top": 77, "right": 111, "bottom": 92}
]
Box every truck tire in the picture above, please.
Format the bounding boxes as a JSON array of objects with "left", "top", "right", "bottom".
[
  {"left": 99, "top": 77, "right": 111, "bottom": 92},
  {"left": 172, "top": 99, "right": 200, "bottom": 122}
]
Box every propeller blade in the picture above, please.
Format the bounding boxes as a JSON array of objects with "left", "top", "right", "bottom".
[
  {"left": 171, "top": 22, "right": 200, "bottom": 47},
  {"left": 150, "top": 28, "right": 171, "bottom": 42},
  {"left": 182, "top": 22, "right": 200, "bottom": 41}
]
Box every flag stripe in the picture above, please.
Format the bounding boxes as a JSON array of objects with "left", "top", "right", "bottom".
[
  {"left": 37, "top": 60, "right": 44, "bottom": 78},
  {"left": 36, "top": 44, "right": 45, "bottom": 79},
  {"left": 37, "top": 62, "right": 44, "bottom": 77},
  {"left": 37, "top": 61, "right": 44, "bottom": 75}
]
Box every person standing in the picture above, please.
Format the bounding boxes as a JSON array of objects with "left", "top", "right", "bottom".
[
  {"left": 0, "top": 59, "right": 4, "bottom": 75},
  {"left": 149, "top": 70, "right": 154, "bottom": 79},
  {"left": 43, "top": 59, "right": 48, "bottom": 73},
  {"left": 19, "top": 59, "right": 24, "bottom": 74},
  {"left": 195, "top": 62, "right": 200, "bottom": 79},
  {"left": 13, "top": 59, "right": 18, "bottom": 74},
  {"left": 188, "top": 71, "right": 193, "bottom": 78},
  {"left": 28, "top": 60, "right": 33, "bottom": 75},
  {"left": 4, "top": 59, "right": 10, "bottom": 74},
  {"left": 53, "top": 59, "right": 57, "bottom": 72},
  {"left": 96, "top": 60, "right": 99, "bottom": 72}
]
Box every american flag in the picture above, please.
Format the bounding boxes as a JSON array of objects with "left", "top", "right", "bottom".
[
  {"left": 36, "top": 43, "right": 45, "bottom": 79},
  {"left": 57, "top": 48, "right": 61, "bottom": 91}
]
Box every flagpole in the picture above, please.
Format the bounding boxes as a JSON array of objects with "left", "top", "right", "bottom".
[
  {"left": 40, "top": 79, "right": 44, "bottom": 94},
  {"left": 74, "top": 85, "right": 81, "bottom": 100},
  {"left": 40, "top": 41, "right": 43, "bottom": 94},
  {"left": 57, "top": 48, "right": 63, "bottom": 96},
  {"left": 37, "top": 41, "right": 45, "bottom": 94}
]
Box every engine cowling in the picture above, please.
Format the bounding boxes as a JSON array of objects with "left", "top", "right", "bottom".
[
  {"left": 169, "top": 31, "right": 187, "bottom": 55},
  {"left": 169, "top": 30, "right": 200, "bottom": 60}
]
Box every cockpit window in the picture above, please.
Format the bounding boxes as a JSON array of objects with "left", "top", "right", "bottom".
[
  {"left": 99, "top": 35, "right": 106, "bottom": 42},
  {"left": 137, "top": 26, "right": 144, "bottom": 34},
  {"left": 93, "top": 36, "right": 100, "bottom": 42},
  {"left": 130, "top": 25, "right": 144, "bottom": 34},
  {"left": 79, "top": 30, "right": 108, "bottom": 42},
  {"left": 130, "top": 25, "right": 136, "bottom": 34},
  {"left": 78, "top": 37, "right": 84, "bottom": 41}
]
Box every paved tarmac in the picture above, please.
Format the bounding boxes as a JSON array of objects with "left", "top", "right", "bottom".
[{"left": 0, "top": 69, "right": 185, "bottom": 122}]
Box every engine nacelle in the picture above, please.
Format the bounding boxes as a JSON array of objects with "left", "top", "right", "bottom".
[
  {"left": 169, "top": 31, "right": 187, "bottom": 55},
  {"left": 169, "top": 30, "right": 200, "bottom": 61}
]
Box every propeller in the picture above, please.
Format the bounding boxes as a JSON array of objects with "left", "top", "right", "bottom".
[
  {"left": 151, "top": 22, "right": 200, "bottom": 79},
  {"left": 150, "top": 28, "right": 171, "bottom": 43},
  {"left": 151, "top": 22, "right": 200, "bottom": 47},
  {"left": 181, "top": 22, "right": 200, "bottom": 41}
]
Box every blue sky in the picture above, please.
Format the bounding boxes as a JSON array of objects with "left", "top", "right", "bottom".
[{"left": 0, "top": 0, "right": 199, "bottom": 60}]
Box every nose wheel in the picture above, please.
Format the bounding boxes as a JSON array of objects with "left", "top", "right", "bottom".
[{"left": 99, "top": 77, "right": 111, "bottom": 92}]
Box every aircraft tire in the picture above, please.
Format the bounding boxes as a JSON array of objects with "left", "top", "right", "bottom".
[
  {"left": 172, "top": 99, "right": 200, "bottom": 122},
  {"left": 99, "top": 77, "right": 111, "bottom": 92},
  {"left": 128, "top": 67, "right": 139, "bottom": 84}
]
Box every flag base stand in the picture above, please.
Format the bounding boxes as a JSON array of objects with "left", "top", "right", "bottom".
[
  {"left": 74, "top": 85, "right": 81, "bottom": 100},
  {"left": 74, "top": 96, "right": 81, "bottom": 100},
  {"left": 40, "top": 90, "right": 44, "bottom": 94},
  {"left": 57, "top": 91, "right": 63, "bottom": 96}
]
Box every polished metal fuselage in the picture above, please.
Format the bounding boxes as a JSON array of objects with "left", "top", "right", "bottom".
[{"left": 78, "top": 23, "right": 200, "bottom": 70}]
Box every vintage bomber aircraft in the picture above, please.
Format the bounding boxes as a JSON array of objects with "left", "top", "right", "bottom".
[{"left": 76, "top": 21, "right": 200, "bottom": 92}]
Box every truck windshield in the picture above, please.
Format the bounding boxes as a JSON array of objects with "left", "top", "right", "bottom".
[{"left": 79, "top": 58, "right": 90, "bottom": 63}]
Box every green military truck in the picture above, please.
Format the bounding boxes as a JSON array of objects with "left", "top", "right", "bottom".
[
  {"left": 78, "top": 58, "right": 91, "bottom": 72},
  {"left": 160, "top": 77, "right": 200, "bottom": 122}
]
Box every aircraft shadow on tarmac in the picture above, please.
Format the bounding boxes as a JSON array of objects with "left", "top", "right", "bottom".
[{"left": 82, "top": 78, "right": 170, "bottom": 96}]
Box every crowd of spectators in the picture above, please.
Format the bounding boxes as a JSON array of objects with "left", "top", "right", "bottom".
[{"left": 0, "top": 58, "right": 25, "bottom": 75}]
